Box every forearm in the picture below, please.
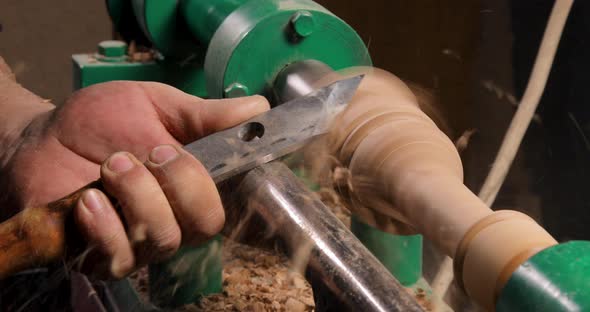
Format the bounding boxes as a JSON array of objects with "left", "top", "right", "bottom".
[{"left": 0, "top": 57, "right": 54, "bottom": 164}]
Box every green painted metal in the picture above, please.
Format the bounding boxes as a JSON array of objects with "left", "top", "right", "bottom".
[
  {"left": 148, "top": 236, "right": 223, "bottom": 308},
  {"left": 291, "top": 166, "right": 320, "bottom": 192},
  {"left": 106, "top": 0, "right": 151, "bottom": 46},
  {"left": 72, "top": 54, "right": 207, "bottom": 97},
  {"left": 109, "top": 0, "right": 370, "bottom": 98},
  {"left": 224, "top": 82, "right": 250, "bottom": 98},
  {"left": 496, "top": 241, "right": 590, "bottom": 312},
  {"left": 98, "top": 40, "right": 128, "bottom": 58},
  {"left": 351, "top": 216, "right": 422, "bottom": 286},
  {"left": 290, "top": 10, "right": 316, "bottom": 37},
  {"left": 130, "top": 0, "right": 202, "bottom": 60},
  {"left": 106, "top": 0, "right": 124, "bottom": 26},
  {"left": 96, "top": 41, "right": 128, "bottom": 63},
  {"left": 180, "top": 0, "right": 249, "bottom": 45},
  {"left": 204, "top": 0, "right": 371, "bottom": 98}
]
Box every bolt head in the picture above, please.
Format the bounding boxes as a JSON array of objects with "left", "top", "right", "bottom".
[
  {"left": 224, "top": 83, "right": 250, "bottom": 98},
  {"left": 291, "top": 11, "right": 315, "bottom": 37},
  {"left": 98, "top": 40, "right": 128, "bottom": 57}
]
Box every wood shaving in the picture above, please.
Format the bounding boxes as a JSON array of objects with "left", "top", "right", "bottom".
[
  {"left": 129, "top": 190, "right": 434, "bottom": 311},
  {"left": 180, "top": 240, "right": 315, "bottom": 312},
  {"left": 454, "top": 128, "right": 477, "bottom": 153}
]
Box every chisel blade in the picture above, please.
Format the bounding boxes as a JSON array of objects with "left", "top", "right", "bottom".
[{"left": 183, "top": 75, "right": 363, "bottom": 184}]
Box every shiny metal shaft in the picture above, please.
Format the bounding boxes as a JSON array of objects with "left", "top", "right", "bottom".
[
  {"left": 272, "top": 59, "right": 336, "bottom": 103},
  {"left": 236, "top": 162, "right": 423, "bottom": 312},
  {"left": 225, "top": 60, "right": 423, "bottom": 311}
]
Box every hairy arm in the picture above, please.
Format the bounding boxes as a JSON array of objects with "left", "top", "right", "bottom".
[{"left": 0, "top": 56, "right": 54, "bottom": 165}]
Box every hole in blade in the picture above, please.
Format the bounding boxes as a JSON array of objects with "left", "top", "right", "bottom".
[{"left": 238, "top": 122, "right": 265, "bottom": 142}]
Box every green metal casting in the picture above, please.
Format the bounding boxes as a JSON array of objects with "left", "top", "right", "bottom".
[
  {"left": 204, "top": 0, "right": 371, "bottom": 98},
  {"left": 148, "top": 236, "right": 223, "bottom": 308},
  {"left": 98, "top": 40, "right": 128, "bottom": 58},
  {"left": 73, "top": 53, "right": 207, "bottom": 97},
  {"left": 351, "top": 216, "right": 422, "bottom": 286},
  {"left": 224, "top": 82, "right": 250, "bottom": 98},
  {"left": 131, "top": 0, "right": 202, "bottom": 60},
  {"left": 180, "top": 0, "right": 249, "bottom": 45},
  {"left": 290, "top": 10, "right": 316, "bottom": 37},
  {"left": 496, "top": 241, "right": 590, "bottom": 312},
  {"left": 108, "top": 0, "right": 371, "bottom": 99}
]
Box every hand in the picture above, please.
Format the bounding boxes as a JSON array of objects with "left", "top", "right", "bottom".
[{"left": 0, "top": 81, "right": 269, "bottom": 278}]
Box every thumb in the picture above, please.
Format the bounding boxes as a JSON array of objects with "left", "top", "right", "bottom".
[
  {"left": 195, "top": 96, "right": 271, "bottom": 136},
  {"left": 139, "top": 82, "right": 270, "bottom": 143}
]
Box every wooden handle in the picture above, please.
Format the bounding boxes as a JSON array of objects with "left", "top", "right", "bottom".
[{"left": 0, "top": 180, "right": 104, "bottom": 279}]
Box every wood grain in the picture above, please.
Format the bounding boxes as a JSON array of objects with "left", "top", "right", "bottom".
[{"left": 0, "top": 180, "right": 104, "bottom": 278}]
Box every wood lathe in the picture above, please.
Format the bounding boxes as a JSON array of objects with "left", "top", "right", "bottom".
[{"left": 1, "top": 1, "right": 589, "bottom": 311}]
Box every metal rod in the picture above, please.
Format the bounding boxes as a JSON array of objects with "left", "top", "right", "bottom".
[
  {"left": 223, "top": 60, "right": 422, "bottom": 311},
  {"left": 273, "top": 59, "right": 337, "bottom": 103},
  {"left": 234, "top": 162, "right": 424, "bottom": 312}
]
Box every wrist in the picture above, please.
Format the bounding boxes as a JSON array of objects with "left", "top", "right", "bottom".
[{"left": 0, "top": 67, "right": 54, "bottom": 166}]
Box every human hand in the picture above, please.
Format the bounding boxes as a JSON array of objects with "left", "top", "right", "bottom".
[{"left": 0, "top": 81, "right": 269, "bottom": 278}]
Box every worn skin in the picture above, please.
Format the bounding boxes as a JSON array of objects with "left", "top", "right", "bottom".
[{"left": 0, "top": 56, "right": 270, "bottom": 278}]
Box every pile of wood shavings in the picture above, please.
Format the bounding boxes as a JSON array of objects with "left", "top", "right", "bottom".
[
  {"left": 181, "top": 187, "right": 349, "bottom": 312},
  {"left": 181, "top": 240, "right": 314, "bottom": 312},
  {"left": 130, "top": 183, "right": 435, "bottom": 311},
  {"left": 129, "top": 240, "right": 315, "bottom": 312}
]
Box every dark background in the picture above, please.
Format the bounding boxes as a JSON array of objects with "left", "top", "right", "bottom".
[{"left": 0, "top": 0, "right": 587, "bottom": 241}]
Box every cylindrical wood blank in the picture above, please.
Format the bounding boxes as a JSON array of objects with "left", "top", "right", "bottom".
[{"left": 327, "top": 68, "right": 557, "bottom": 310}]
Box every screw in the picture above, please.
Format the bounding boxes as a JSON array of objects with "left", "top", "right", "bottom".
[
  {"left": 290, "top": 11, "right": 315, "bottom": 37},
  {"left": 224, "top": 83, "right": 250, "bottom": 98},
  {"left": 98, "top": 40, "right": 127, "bottom": 57}
]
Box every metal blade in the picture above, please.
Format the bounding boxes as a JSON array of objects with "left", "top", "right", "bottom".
[{"left": 183, "top": 75, "right": 363, "bottom": 184}]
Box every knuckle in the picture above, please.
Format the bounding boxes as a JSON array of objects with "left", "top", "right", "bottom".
[
  {"left": 178, "top": 165, "right": 208, "bottom": 188},
  {"left": 193, "top": 207, "right": 225, "bottom": 237},
  {"left": 110, "top": 255, "right": 136, "bottom": 279},
  {"left": 158, "top": 162, "right": 209, "bottom": 197},
  {"left": 152, "top": 225, "right": 182, "bottom": 256},
  {"left": 164, "top": 152, "right": 208, "bottom": 178},
  {"left": 99, "top": 230, "right": 126, "bottom": 250},
  {"left": 101, "top": 152, "right": 139, "bottom": 176}
]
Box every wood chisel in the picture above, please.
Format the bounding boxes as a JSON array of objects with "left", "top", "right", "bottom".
[{"left": 0, "top": 75, "right": 363, "bottom": 278}]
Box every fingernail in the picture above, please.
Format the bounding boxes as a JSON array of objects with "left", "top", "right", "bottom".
[
  {"left": 110, "top": 254, "right": 133, "bottom": 279},
  {"left": 108, "top": 153, "right": 134, "bottom": 173},
  {"left": 246, "top": 95, "right": 270, "bottom": 112},
  {"left": 82, "top": 190, "right": 104, "bottom": 214},
  {"left": 149, "top": 145, "right": 179, "bottom": 165}
]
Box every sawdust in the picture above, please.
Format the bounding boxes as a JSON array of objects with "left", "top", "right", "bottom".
[
  {"left": 180, "top": 240, "right": 315, "bottom": 312},
  {"left": 317, "top": 186, "right": 352, "bottom": 227},
  {"left": 127, "top": 41, "right": 155, "bottom": 63},
  {"left": 129, "top": 180, "right": 437, "bottom": 311},
  {"left": 129, "top": 239, "right": 315, "bottom": 312},
  {"left": 411, "top": 287, "right": 434, "bottom": 312}
]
